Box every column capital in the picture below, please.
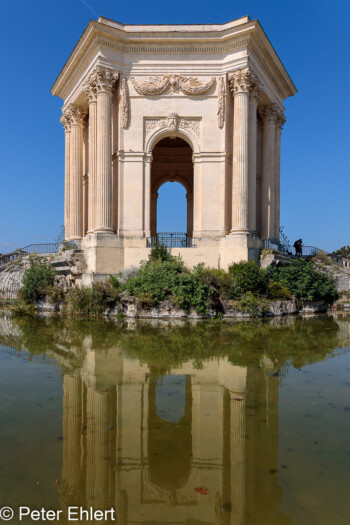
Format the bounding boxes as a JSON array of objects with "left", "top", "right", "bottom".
[
  {"left": 259, "top": 103, "right": 280, "bottom": 124},
  {"left": 63, "top": 105, "right": 86, "bottom": 127},
  {"left": 275, "top": 108, "right": 287, "bottom": 130},
  {"left": 60, "top": 112, "right": 71, "bottom": 132},
  {"left": 228, "top": 67, "right": 261, "bottom": 96},
  {"left": 85, "top": 65, "right": 119, "bottom": 96}
]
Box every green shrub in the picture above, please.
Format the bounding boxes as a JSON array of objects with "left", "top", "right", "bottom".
[
  {"left": 172, "top": 273, "right": 210, "bottom": 314},
  {"left": 265, "top": 259, "right": 338, "bottom": 303},
  {"left": 125, "top": 258, "right": 185, "bottom": 306},
  {"left": 148, "top": 243, "right": 173, "bottom": 262},
  {"left": 125, "top": 258, "right": 210, "bottom": 313},
  {"left": 20, "top": 260, "right": 56, "bottom": 304},
  {"left": 46, "top": 285, "right": 66, "bottom": 307},
  {"left": 234, "top": 292, "right": 269, "bottom": 317},
  {"left": 228, "top": 261, "right": 266, "bottom": 296},
  {"left": 66, "top": 286, "right": 104, "bottom": 317},
  {"left": 267, "top": 281, "right": 291, "bottom": 300}
]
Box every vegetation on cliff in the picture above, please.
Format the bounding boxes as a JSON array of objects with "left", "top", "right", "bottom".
[{"left": 12, "top": 246, "right": 339, "bottom": 318}]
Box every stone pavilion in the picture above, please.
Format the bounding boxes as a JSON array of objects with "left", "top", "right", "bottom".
[{"left": 51, "top": 16, "right": 296, "bottom": 280}]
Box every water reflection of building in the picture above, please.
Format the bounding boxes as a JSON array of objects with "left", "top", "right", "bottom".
[{"left": 59, "top": 347, "right": 291, "bottom": 525}]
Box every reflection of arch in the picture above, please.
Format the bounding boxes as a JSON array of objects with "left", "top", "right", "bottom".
[
  {"left": 147, "top": 374, "right": 192, "bottom": 495},
  {"left": 150, "top": 137, "right": 193, "bottom": 237}
]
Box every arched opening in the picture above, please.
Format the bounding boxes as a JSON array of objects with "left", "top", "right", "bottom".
[
  {"left": 150, "top": 137, "right": 193, "bottom": 246},
  {"left": 157, "top": 182, "right": 187, "bottom": 233}
]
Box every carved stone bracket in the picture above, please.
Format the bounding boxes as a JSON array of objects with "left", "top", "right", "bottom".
[
  {"left": 120, "top": 78, "right": 129, "bottom": 129},
  {"left": 131, "top": 74, "right": 216, "bottom": 96},
  {"left": 217, "top": 76, "right": 225, "bottom": 129},
  {"left": 144, "top": 114, "right": 201, "bottom": 148}
]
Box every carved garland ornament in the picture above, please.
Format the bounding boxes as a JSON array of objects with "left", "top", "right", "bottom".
[
  {"left": 130, "top": 74, "right": 216, "bottom": 96},
  {"left": 120, "top": 78, "right": 129, "bottom": 129},
  {"left": 217, "top": 76, "right": 225, "bottom": 129},
  {"left": 144, "top": 114, "right": 200, "bottom": 146}
]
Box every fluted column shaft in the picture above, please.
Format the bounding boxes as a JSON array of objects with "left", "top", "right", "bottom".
[
  {"left": 229, "top": 68, "right": 260, "bottom": 234},
  {"left": 261, "top": 106, "right": 277, "bottom": 240},
  {"left": 68, "top": 107, "right": 85, "bottom": 240},
  {"left": 248, "top": 92, "right": 259, "bottom": 232},
  {"left": 95, "top": 90, "right": 113, "bottom": 232},
  {"left": 61, "top": 115, "right": 71, "bottom": 240},
  {"left": 232, "top": 91, "right": 249, "bottom": 232},
  {"left": 274, "top": 112, "right": 286, "bottom": 240},
  {"left": 87, "top": 98, "right": 97, "bottom": 233}
]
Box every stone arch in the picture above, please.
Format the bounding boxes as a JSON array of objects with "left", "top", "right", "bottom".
[
  {"left": 146, "top": 126, "right": 200, "bottom": 155},
  {"left": 150, "top": 136, "right": 194, "bottom": 238}
]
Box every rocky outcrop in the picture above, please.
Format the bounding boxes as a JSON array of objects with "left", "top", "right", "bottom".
[{"left": 0, "top": 250, "right": 86, "bottom": 300}]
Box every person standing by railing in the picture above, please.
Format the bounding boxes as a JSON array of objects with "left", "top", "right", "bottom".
[{"left": 293, "top": 239, "right": 303, "bottom": 256}]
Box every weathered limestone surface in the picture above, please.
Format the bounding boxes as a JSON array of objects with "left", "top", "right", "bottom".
[{"left": 51, "top": 16, "right": 296, "bottom": 277}]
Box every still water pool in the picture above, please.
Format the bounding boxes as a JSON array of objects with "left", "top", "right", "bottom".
[{"left": 0, "top": 313, "right": 350, "bottom": 524}]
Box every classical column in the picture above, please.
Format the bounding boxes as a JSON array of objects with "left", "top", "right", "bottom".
[
  {"left": 274, "top": 110, "right": 286, "bottom": 241},
  {"left": 84, "top": 80, "right": 98, "bottom": 234},
  {"left": 92, "top": 67, "right": 119, "bottom": 233},
  {"left": 228, "top": 68, "right": 258, "bottom": 233},
  {"left": 60, "top": 112, "right": 71, "bottom": 240},
  {"left": 144, "top": 154, "right": 152, "bottom": 237},
  {"left": 68, "top": 106, "right": 85, "bottom": 240},
  {"left": 260, "top": 105, "right": 277, "bottom": 240},
  {"left": 248, "top": 81, "right": 261, "bottom": 233}
]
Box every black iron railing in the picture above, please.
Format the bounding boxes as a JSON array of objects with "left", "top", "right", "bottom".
[
  {"left": 263, "top": 240, "right": 326, "bottom": 258},
  {"left": 0, "top": 241, "right": 81, "bottom": 265},
  {"left": 147, "top": 233, "right": 197, "bottom": 248}
]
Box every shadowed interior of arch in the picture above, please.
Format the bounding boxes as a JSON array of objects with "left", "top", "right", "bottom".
[{"left": 151, "top": 137, "right": 193, "bottom": 240}]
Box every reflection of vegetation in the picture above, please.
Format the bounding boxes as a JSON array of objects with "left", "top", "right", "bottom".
[{"left": 1, "top": 313, "right": 349, "bottom": 375}]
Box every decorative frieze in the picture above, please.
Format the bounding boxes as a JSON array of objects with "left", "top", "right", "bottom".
[
  {"left": 131, "top": 74, "right": 216, "bottom": 96},
  {"left": 120, "top": 78, "right": 129, "bottom": 129},
  {"left": 217, "top": 76, "right": 225, "bottom": 129}
]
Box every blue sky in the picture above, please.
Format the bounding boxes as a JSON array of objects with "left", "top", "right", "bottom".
[{"left": 0, "top": 0, "right": 349, "bottom": 253}]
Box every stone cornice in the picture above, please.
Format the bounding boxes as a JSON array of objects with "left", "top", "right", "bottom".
[{"left": 51, "top": 17, "right": 296, "bottom": 107}]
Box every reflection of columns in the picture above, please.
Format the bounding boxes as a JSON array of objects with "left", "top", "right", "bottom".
[
  {"left": 274, "top": 110, "right": 286, "bottom": 240},
  {"left": 248, "top": 84, "right": 260, "bottom": 232},
  {"left": 186, "top": 192, "right": 193, "bottom": 237},
  {"left": 151, "top": 192, "right": 158, "bottom": 237},
  {"left": 60, "top": 113, "right": 71, "bottom": 240},
  {"left": 230, "top": 393, "right": 245, "bottom": 525},
  {"left": 84, "top": 80, "right": 98, "bottom": 233},
  {"left": 62, "top": 374, "right": 82, "bottom": 497},
  {"left": 144, "top": 154, "right": 152, "bottom": 237},
  {"left": 68, "top": 106, "right": 85, "bottom": 240},
  {"left": 92, "top": 389, "right": 114, "bottom": 509},
  {"left": 229, "top": 68, "right": 260, "bottom": 233},
  {"left": 261, "top": 105, "right": 277, "bottom": 240},
  {"left": 93, "top": 67, "right": 118, "bottom": 233}
]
